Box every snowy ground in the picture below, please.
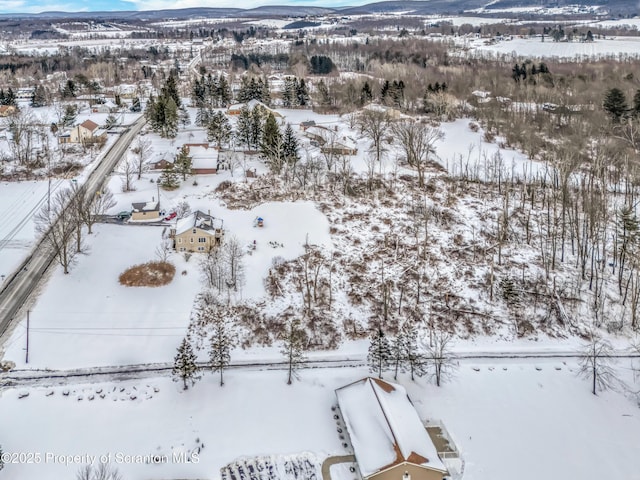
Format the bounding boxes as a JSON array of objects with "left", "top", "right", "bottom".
[
  {"left": 1, "top": 362, "right": 639, "bottom": 480},
  {"left": 0, "top": 180, "right": 65, "bottom": 280},
  {"left": 463, "top": 36, "right": 640, "bottom": 59}
]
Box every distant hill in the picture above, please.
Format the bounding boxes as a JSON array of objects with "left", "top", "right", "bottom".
[{"left": 0, "top": 0, "right": 637, "bottom": 20}]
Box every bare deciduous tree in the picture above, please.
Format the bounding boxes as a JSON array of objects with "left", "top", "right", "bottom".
[
  {"left": 119, "top": 158, "right": 137, "bottom": 192},
  {"left": 35, "top": 188, "right": 80, "bottom": 274},
  {"left": 426, "top": 329, "right": 455, "bottom": 387},
  {"left": 578, "top": 331, "right": 618, "bottom": 395},
  {"left": 131, "top": 137, "right": 152, "bottom": 180},
  {"left": 76, "top": 462, "right": 122, "bottom": 480},
  {"left": 392, "top": 120, "right": 443, "bottom": 188}
]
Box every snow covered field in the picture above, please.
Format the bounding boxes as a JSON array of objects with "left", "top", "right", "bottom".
[
  {"left": 466, "top": 36, "right": 640, "bottom": 59},
  {"left": 1, "top": 362, "right": 639, "bottom": 480},
  {"left": 0, "top": 180, "right": 65, "bottom": 280}
]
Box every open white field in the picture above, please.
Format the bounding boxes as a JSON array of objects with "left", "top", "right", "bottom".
[
  {"left": 467, "top": 36, "right": 640, "bottom": 59},
  {"left": 1, "top": 361, "right": 639, "bottom": 480},
  {"left": 0, "top": 180, "right": 65, "bottom": 280}
]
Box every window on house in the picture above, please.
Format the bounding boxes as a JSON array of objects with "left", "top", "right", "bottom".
[
  {"left": 178, "top": 238, "right": 182, "bottom": 244},
  {"left": 190, "top": 238, "right": 194, "bottom": 243},
  {"left": 193, "top": 228, "right": 196, "bottom": 234},
  {"left": 198, "top": 237, "right": 206, "bottom": 243},
  {"left": 198, "top": 246, "right": 205, "bottom": 251}
]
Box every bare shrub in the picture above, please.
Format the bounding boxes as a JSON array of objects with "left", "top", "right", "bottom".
[{"left": 119, "top": 261, "right": 176, "bottom": 287}]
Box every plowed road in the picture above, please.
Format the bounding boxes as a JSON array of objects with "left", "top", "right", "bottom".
[{"left": 0, "top": 117, "right": 146, "bottom": 340}]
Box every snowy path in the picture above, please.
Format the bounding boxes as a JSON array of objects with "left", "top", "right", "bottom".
[{"left": 3, "top": 350, "right": 638, "bottom": 390}]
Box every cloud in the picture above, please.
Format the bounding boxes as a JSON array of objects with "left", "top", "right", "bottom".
[{"left": 0, "top": 0, "right": 136, "bottom": 13}]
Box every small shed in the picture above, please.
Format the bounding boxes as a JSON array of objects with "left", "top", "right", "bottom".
[{"left": 131, "top": 199, "right": 160, "bottom": 221}]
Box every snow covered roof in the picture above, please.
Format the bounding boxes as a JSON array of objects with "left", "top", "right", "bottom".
[
  {"left": 336, "top": 378, "right": 446, "bottom": 478},
  {"left": 175, "top": 210, "right": 223, "bottom": 235},
  {"left": 186, "top": 145, "right": 219, "bottom": 170},
  {"left": 132, "top": 201, "right": 159, "bottom": 212},
  {"left": 80, "top": 119, "right": 99, "bottom": 131}
]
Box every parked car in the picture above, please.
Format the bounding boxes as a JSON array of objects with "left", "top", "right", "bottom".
[
  {"left": 116, "top": 210, "right": 132, "bottom": 220},
  {"left": 164, "top": 212, "right": 177, "bottom": 221}
]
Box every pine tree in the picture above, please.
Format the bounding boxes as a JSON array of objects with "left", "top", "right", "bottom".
[
  {"left": 31, "top": 85, "right": 48, "bottom": 107},
  {"left": 250, "top": 106, "right": 264, "bottom": 150},
  {"left": 603, "top": 87, "right": 628, "bottom": 122},
  {"left": 316, "top": 80, "right": 331, "bottom": 107},
  {"left": 173, "top": 338, "right": 200, "bottom": 390},
  {"left": 281, "top": 318, "right": 307, "bottom": 385},
  {"left": 281, "top": 123, "right": 300, "bottom": 167},
  {"left": 159, "top": 163, "right": 180, "bottom": 190},
  {"left": 633, "top": 89, "right": 640, "bottom": 116},
  {"left": 360, "top": 81, "right": 373, "bottom": 105},
  {"left": 261, "top": 112, "right": 283, "bottom": 171},
  {"left": 61, "top": 105, "right": 77, "bottom": 127},
  {"left": 130, "top": 96, "right": 141, "bottom": 112},
  {"left": 217, "top": 74, "right": 231, "bottom": 107},
  {"left": 236, "top": 106, "right": 253, "bottom": 149},
  {"left": 208, "top": 308, "right": 236, "bottom": 386},
  {"left": 405, "top": 326, "right": 427, "bottom": 381},
  {"left": 162, "top": 97, "right": 179, "bottom": 138},
  {"left": 162, "top": 73, "right": 181, "bottom": 108},
  {"left": 282, "top": 77, "right": 295, "bottom": 108},
  {"left": 174, "top": 145, "right": 192, "bottom": 180},
  {"left": 380, "top": 80, "right": 390, "bottom": 103},
  {"left": 207, "top": 111, "right": 232, "bottom": 148},
  {"left": 0, "top": 444, "right": 3, "bottom": 471},
  {"left": 260, "top": 77, "right": 271, "bottom": 105},
  {"left": 368, "top": 327, "right": 392, "bottom": 379},
  {"left": 297, "top": 79, "right": 309, "bottom": 106}
]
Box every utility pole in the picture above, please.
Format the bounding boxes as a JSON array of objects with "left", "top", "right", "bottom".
[{"left": 25, "top": 310, "right": 30, "bottom": 364}]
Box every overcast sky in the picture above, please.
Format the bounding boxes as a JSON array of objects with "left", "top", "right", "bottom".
[{"left": 0, "top": 0, "right": 357, "bottom": 14}]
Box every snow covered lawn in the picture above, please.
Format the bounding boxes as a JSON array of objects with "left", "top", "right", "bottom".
[
  {"left": 2, "top": 197, "right": 331, "bottom": 369},
  {"left": 1, "top": 362, "right": 639, "bottom": 480},
  {"left": 0, "top": 180, "right": 65, "bottom": 279}
]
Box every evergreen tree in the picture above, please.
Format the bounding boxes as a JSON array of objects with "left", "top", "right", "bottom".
[
  {"left": 208, "top": 308, "right": 236, "bottom": 386},
  {"left": 191, "top": 75, "right": 206, "bottom": 108},
  {"left": 217, "top": 74, "right": 232, "bottom": 107},
  {"left": 281, "top": 318, "right": 307, "bottom": 385},
  {"left": 162, "top": 73, "right": 181, "bottom": 108},
  {"left": 159, "top": 163, "right": 180, "bottom": 190},
  {"left": 368, "top": 327, "right": 392, "bottom": 379},
  {"left": 281, "top": 123, "right": 300, "bottom": 167},
  {"left": 633, "top": 89, "right": 640, "bottom": 116},
  {"left": 380, "top": 80, "right": 390, "bottom": 104},
  {"left": 62, "top": 79, "right": 77, "bottom": 98},
  {"left": 391, "top": 327, "right": 408, "bottom": 380},
  {"left": 282, "top": 77, "right": 295, "bottom": 108},
  {"left": 61, "top": 104, "right": 77, "bottom": 127},
  {"left": 104, "top": 114, "right": 119, "bottom": 130},
  {"left": 178, "top": 105, "right": 191, "bottom": 128},
  {"left": 174, "top": 145, "right": 193, "bottom": 181},
  {"left": 162, "top": 97, "right": 179, "bottom": 138},
  {"left": 207, "top": 111, "right": 232, "bottom": 148},
  {"left": 130, "top": 96, "right": 141, "bottom": 112},
  {"left": 250, "top": 106, "right": 264, "bottom": 150},
  {"left": 0, "top": 444, "right": 3, "bottom": 471},
  {"left": 360, "top": 81, "right": 373, "bottom": 105},
  {"left": 31, "top": 85, "right": 48, "bottom": 107},
  {"left": 603, "top": 87, "right": 628, "bottom": 122},
  {"left": 405, "top": 325, "right": 427, "bottom": 381},
  {"left": 260, "top": 77, "right": 271, "bottom": 105},
  {"left": 261, "top": 112, "right": 283, "bottom": 171},
  {"left": 236, "top": 106, "right": 253, "bottom": 149},
  {"left": 316, "top": 80, "right": 331, "bottom": 107},
  {"left": 173, "top": 337, "right": 200, "bottom": 390},
  {"left": 297, "top": 79, "right": 309, "bottom": 106}
]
